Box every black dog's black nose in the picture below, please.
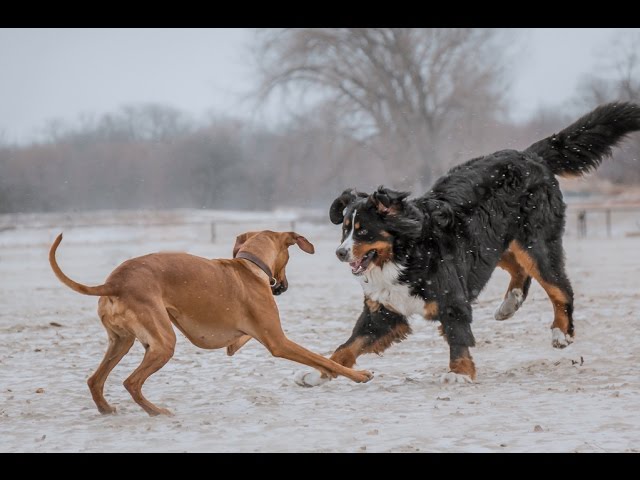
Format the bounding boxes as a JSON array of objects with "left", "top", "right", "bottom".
[{"left": 336, "top": 247, "right": 349, "bottom": 261}]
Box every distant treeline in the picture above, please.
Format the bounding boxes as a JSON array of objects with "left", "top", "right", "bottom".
[{"left": 0, "top": 101, "right": 638, "bottom": 215}]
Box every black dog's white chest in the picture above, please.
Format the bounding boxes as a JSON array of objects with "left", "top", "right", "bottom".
[{"left": 360, "top": 262, "right": 427, "bottom": 318}]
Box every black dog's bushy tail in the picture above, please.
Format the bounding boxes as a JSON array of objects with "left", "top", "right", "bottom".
[{"left": 526, "top": 102, "right": 640, "bottom": 177}]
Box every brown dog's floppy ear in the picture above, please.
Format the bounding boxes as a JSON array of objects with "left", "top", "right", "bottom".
[
  {"left": 329, "top": 188, "right": 363, "bottom": 225},
  {"left": 286, "top": 232, "right": 315, "bottom": 254},
  {"left": 233, "top": 231, "right": 259, "bottom": 258}
]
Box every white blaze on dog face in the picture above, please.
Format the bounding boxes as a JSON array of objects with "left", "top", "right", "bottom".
[{"left": 338, "top": 209, "right": 357, "bottom": 259}]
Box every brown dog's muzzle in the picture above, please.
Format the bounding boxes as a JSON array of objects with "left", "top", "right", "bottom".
[{"left": 272, "top": 277, "right": 288, "bottom": 296}]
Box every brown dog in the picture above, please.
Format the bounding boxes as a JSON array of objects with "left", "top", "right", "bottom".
[{"left": 49, "top": 230, "right": 373, "bottom": 416}]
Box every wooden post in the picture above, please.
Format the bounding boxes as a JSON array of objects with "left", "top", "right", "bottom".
[
  {"left": 210, "top": 222, "right": 216, "bottom": 243},
  {"left": 577, "top": 210, "right": 586, "bottom": 239},
  {"left": 606, "top": 209, "right": 611, "bottom": 238}
]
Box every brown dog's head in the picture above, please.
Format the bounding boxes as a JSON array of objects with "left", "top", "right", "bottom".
[{"left": 233, "top": 230, "right": 315, "bottom": 295}]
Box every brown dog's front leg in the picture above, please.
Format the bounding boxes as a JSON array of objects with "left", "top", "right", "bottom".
[
  {"left": 251, "top": 315, "right": 373, "bottom": 384},
  {"left": 296, "top": 300, "right": 411, "bottom": 387},
  {"left": 267, "top": 336, "right": 373, "bottom": 383}
]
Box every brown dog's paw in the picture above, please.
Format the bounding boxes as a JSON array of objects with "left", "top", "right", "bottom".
[
  {"left": 148, "top": 407, "right": 174, "bottom": 417},
  {"left": 354, "top": 370, "right": 373, "bottom": 383},
  {"left": 98, "top": 405, "right": 117, "bottom": 415}
]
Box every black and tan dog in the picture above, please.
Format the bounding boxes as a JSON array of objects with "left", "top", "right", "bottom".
[
  {"left": 49, "top": 230, "right": 372, "bottom": 415},
  {"left": 297, "top": 102, "right": 640, "bottom": 386}
]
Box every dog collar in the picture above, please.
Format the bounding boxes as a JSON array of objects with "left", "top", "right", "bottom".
[{"left": 235, "top": 251, "right": 277, "bottom": 287}]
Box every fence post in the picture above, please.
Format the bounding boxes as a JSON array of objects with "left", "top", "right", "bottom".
[
  {"left": 606, "top": 209, "right": 611, "bottom": 238},
  {"left": 210, "top": 222, "right": 216, "bottom": 243},
  {"left": 577, "top": 210, "right": 586, "bottom": 239}
]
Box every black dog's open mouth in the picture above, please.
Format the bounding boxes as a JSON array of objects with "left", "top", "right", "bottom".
[{"left": 350, "top": 250, "right": 377, "bottom": 275}]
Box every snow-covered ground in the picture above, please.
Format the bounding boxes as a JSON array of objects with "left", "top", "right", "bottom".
[{"left": 1, "top": 210, "right": 639, "bottom": 452}]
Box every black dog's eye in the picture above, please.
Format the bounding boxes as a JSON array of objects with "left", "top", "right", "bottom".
[{"left": 358, "top": 229, "right": 368, "bottom": 236}]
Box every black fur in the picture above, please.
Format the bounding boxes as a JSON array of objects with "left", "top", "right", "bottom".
[
  {"left": 527, "top": 102, "right": 640, "bottom": 176},
  {"left": 337, "top": 301, "right": 411, "bottom": 353},
  {"left": 330, "top": 189, "right": 368, "bottom": 225},
  {"left": 330, "top": 102, "right": 640, "bottom": 378}
]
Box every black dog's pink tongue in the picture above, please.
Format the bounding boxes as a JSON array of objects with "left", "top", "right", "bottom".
[{"left": 350, "top": 259, "right": 365, "bottom": 274}]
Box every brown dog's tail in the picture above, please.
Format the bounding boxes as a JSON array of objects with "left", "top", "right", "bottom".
[{"left": 49, "top": 233, "right": 115, "bottom": 296}]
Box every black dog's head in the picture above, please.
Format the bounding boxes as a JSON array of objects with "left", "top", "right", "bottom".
[{"left": 329, "top": 186, "right": 423, "bottom": 276}]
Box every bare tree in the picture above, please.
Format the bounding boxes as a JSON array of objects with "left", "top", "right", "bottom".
[
  {"left": 252, "top": 28, "right": 512, "bottom": 189},
  {"left": 577, "top": 32, "right": 640, "bottom": 106},
  {"left": 96, "top": 104, "right": 194, "bottom": 143},
  {"left": 576, "top": 31, "right": 640, "bottom": 183}
]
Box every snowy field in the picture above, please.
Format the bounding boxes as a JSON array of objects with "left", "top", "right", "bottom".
[{"left": 1, "top": 209, "right": 639, "bottom": 452}]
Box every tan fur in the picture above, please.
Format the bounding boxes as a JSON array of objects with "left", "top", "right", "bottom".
[
  {"left": 423, "top": 301, "right": 439, "bottom": 320},
  {"left": 449, "top": 357, "right": 477, "bottom": 380},
  {"left": 353, "top": 240, "right": 393, "bottom": 266},
  {"left": 365, "top": 298, "right": 381, "bottom": 312},
  {"left": 368, "top": 323, "right": 412, "bottom": 354},
  {"left": 49, "top": 230, "right": 372, "bottom": 416},
  {"left": 509, "top": 241, "right": 572, "bottom": 335},
  {"left": 325, "top": 323, "right": 412, "bottom": 377},
  {"left": 329, "top": 338, "right": 367, "bottom": 370},
  {"left": 497, "top": 250, "right": 529, "bottom": 295}
]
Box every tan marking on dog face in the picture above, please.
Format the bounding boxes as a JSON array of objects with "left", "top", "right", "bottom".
[
  {"left": 423, "top": 301, "right": 439, "bottom": 320},
  {"left": 352, "top": 240, "right": 393, "bottom": 267},
  {"left": 355, "top": 222, "right": 360, "bottom": 230},
  {"left": 449, "top": 357, "right": 477, "bottom": 380}
]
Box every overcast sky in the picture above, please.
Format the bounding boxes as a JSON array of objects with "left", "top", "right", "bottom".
[{"left": 0, "top": 28, "right": 638, "bottom": 144}]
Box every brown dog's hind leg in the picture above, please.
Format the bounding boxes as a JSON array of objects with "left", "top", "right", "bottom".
[
  {"left": 87, "top": 330, "right": 135, "bottom": 414},
  {"left": 122, "top": 303, "right": 177, "bottom": 416},
  {"left": 495, "top": 250, "right": 531, "bottom": 320}
]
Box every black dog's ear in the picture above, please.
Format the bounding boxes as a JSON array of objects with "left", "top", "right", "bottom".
[
  {"left": 329, "top": 188, "right": 366, "bottom": 224},
  {"left": 426, "top": 199, "right": 455, "bottom": 230},
  {"left": 368, "top": 186, "right": 411, "bottom": 216}
]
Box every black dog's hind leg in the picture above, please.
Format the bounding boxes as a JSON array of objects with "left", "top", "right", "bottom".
[
  {"left": 439, "top": 301, "right": 477, "bottom": 383},
  {"left": 495, "top": 250, "right": 532, "bottom": 320},
  {"left": 510, "top": 239, "right": 575, "bottom": 349}
]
